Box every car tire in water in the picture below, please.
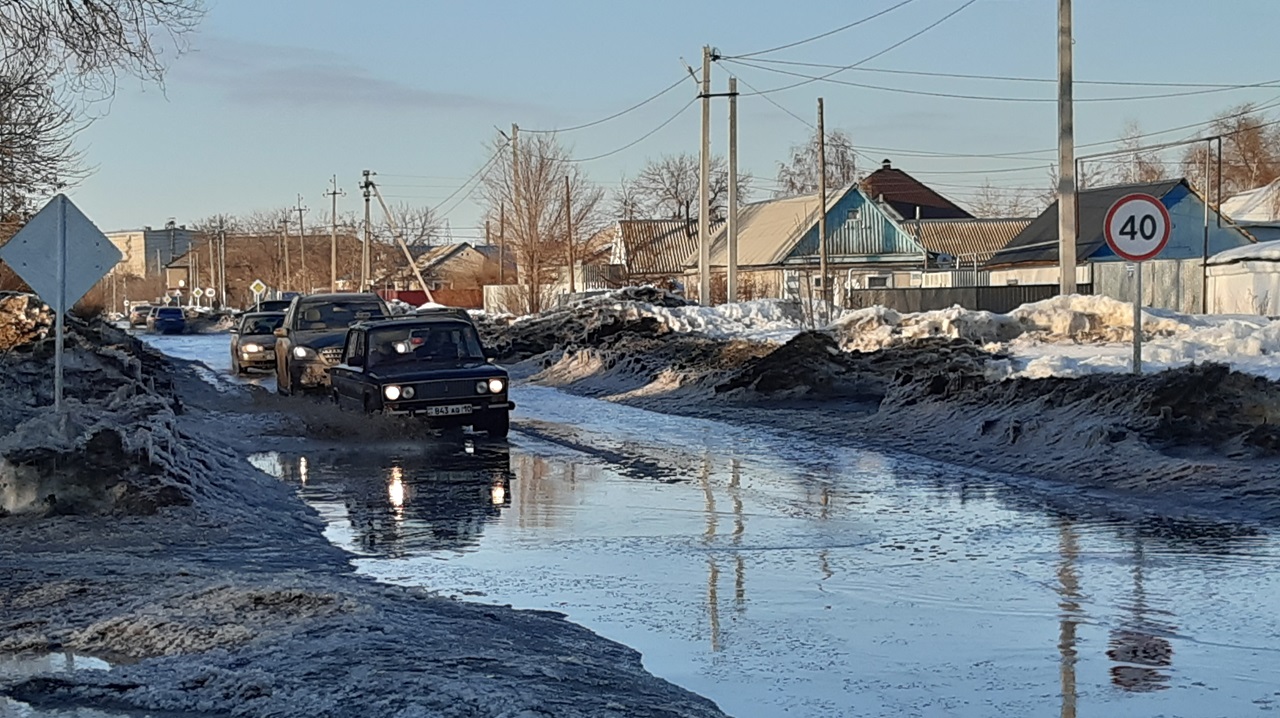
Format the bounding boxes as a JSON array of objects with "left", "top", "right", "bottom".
[{"left": 276, "top": 361, "right": 291, "bottom": 396}]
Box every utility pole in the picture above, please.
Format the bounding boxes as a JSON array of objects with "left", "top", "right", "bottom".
[
  {"left": 368, "top": 177, "right": 435, "bottom": 303},
  {"left": 1058, "top": 0, "right": 1078, "bottom": 294},
  {"left": 280, "top": 218, "right": 291, "bottom": 292},
  {"left": 324, "top": 176, "right": 346, "bottom": 293},
  {"left": 294, "top": 195, "right": 309, "bottom": 291},
  {"left": 698, "top": 45, "right": 712, "bottom": 305},
  {"left": 727, "top": 76, "right": 740, "bottom": 304},
  {"left": 510, "top": 123, "right": 520, "bottom": 247},
  {"left": 499, "top": 203, "right": 507, "bottom": 285},
  {"left": 565, "top": 175, "right": 576, "bottom": 294},
  {"left": 217, "top": 217, "right": 227, "bottom": 307},
  {"left": 361, "top": 170, "right": 374, "bottom": 291},
  {"left": 817, "top": 97, "right": 830, "bottom": 319}
]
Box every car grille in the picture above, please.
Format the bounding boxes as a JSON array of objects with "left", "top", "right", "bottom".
[
  {"left": 411, "top": 378, "right": 483, "bottom": 399},
  {"left": 319, "top": 347, "right": 343, "bottom": 364}
]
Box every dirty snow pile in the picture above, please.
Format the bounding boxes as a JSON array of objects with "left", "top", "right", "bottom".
[{"left": 830, "top": 294, "right": 1280, "bottom": 381}]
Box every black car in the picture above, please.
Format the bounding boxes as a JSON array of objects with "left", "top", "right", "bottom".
[
  {"left": 275, "top": 293, "right": 389, "bottom": 395},
  {"left": 256, "top": 299, "right": 295, "bottom": 313},
  {"left": 330, "top": 310, "right": 513, "bottom": 438},
  {"left": 230, "top": 311, "right": 285, "bottom": 374}
]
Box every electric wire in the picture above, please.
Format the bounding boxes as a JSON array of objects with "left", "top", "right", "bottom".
[
  {"left": 725, "top": 0, "right": 918, "bottom": 59},
  {"left": 521, "top": 75, "right": 689, "bottom": 134}
]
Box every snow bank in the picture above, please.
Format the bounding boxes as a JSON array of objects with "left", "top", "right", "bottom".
[{"left": 1209, "top": 241, "right": 1280, "bottom": 265}]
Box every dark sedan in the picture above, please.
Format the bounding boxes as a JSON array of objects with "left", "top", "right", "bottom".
[
  {"left": 146, "top": 306, "right": 186, "bottom": 334},
  {"left": 274, "top": 293, "right": 389, "bottom": 395},
  {"left": 231, "top": 311, "right": 285, "bottom": 374},
  {"left": 330, "top": 314, "right": 513, "bottom": 438}
]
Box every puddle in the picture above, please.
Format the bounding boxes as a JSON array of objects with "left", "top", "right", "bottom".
[{"left": 0, "top": 653, "right": 128, "bottom": 718}]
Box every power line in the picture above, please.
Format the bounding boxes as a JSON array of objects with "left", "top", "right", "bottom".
[
  {"left": 734, "top": 0, "right": 980, "bottom": 97},
  {"left": 433, "top": 141, "right": 510, "bottom": 218},
  {"left": 566, "top": 98, "right": 697, "bottom": 163},
  {"left": 740, "top": 57, "right": 1280, "bottom": 90},
  {"left": 726, "top": 57, "right": 1280, "bottom": 104},
  {"left": 522, "top": 75, "right": 689, "bottom": 134},
  {"left": 726, "top": 0, "right": 918, "bottom": 59}
]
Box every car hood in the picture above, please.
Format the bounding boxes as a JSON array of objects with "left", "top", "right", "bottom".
[
  {"left": 291, "top": 330, "right": 347, "bottom": 349},
  {"left": 238, "top": 333, "right": 278, "bottom": 344},
  {"left": 367, "top": 363, "right": 507, "bottom": 384}
]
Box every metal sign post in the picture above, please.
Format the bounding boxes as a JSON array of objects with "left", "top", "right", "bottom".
[
  {"left": 1103, "top": 194, "right": 1171, "bottom": 375},
  {"left": 250, "top": 278, "right": 267, "bottom": 311},
  {"left": 0, "top": 195, "right": 119, "bottom": 411}
]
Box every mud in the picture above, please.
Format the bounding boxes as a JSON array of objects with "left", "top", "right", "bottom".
[
  {"left": 0, "top": 293, "right": 729, "bottom": 717},
  {"left": 497, "top": 294, "right": 1280, "bottom": 523}
]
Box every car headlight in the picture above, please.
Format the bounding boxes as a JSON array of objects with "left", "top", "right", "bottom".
[
  {"left": 475, "top": 380, "right": 489, "bottom": 394},
  {"left": 293, "top": 346, "right": 315, "bottom": 359},
  {"left": 401, "top": 386, "right": 415, "bottom": 399},
  {"left": 488, "top": 377, "right": 506, "bottom": 394},
  {"left": 384, "top": 385, "right": 401, "bottom": 401},
  {"left": 242, "top": 342, "right": 262, "bottom": 353}
]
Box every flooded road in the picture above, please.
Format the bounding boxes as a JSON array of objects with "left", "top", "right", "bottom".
[{"left": 154, "top": 334, "right": 1280, "bottom": 717}]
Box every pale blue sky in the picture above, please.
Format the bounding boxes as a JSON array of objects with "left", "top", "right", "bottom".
[{"left": 72, "top": 0, "right": 1280, "bottom": 235}]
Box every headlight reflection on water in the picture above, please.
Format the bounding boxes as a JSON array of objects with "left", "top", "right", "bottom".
[
  {"left": 388, "top": 466, "right": 406, "bottom": 512},
  {"left": 490, "top": 483, "right": 506, "bottom": 506}
]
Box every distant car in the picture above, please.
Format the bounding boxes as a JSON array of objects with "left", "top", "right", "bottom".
[
  {"left": 274, "top": 292, "right": 389, "bottom": 395},
  {"left": 256, "top": 299, "right": 294, "bottom": 313},
  {"left": 127, "top": 304, "right": 153, "bottom": 326},
  {"left": 330, "top": 309, "right": 513, "bottom": 438},
  {"left": 146, "top": 306, "right": 186, "bottom": 334},
  {"left": 231, "top": 311, "right": 285, "bottom": 374}
]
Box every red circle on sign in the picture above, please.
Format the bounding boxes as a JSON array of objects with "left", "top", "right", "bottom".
[{"left": 1103, "top": 193, "right": 1171, "bottom": 262}]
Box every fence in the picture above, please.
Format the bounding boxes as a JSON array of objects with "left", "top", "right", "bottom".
[
  {"left": 1092, "top": 259, "right": 1204, "bottom": 315},
  {"left": 844, "top": 284, "right": 1093, "bottom": 314}
]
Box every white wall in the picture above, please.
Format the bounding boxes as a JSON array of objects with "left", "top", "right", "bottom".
[
  {"left": 988, "top": 265, "right": 1091, "bottom": 286},
  {"left": 1208, "top": 262, "right": 1280, "bottom": 316}
]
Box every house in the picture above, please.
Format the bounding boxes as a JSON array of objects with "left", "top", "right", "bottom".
[
  {"left": 903, "top": 218, "right": 1032, "bottom": 287},
  {"left": 605, "top": 219, "right": 721, "bottom": 284},
  {"left": 385, "top": 242, "right": 508, "bottom": 292},
  {"left": 107, "top": 224, "right": 196, "bottom": 277},
  {"left": 860, "top": 159, "right": 974, "bottom": 221},
  {"left": 986, "top": 179, "right": 1256, "bottom": 283},
  {"left": 1219, "top": 179, "right": 1280, "bottom": 243},
  {"left": 1206, "top": 242, "right": 1280, "bottom": 315},
  {"left": 685, "top": 183, "right": 936, "bottom": 300}
]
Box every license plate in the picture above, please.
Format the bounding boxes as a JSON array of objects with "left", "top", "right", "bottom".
[{"left": 425, "top": 404, "right": 473, "bottom": 417}]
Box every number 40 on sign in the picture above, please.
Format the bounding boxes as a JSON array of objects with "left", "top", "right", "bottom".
[{"left": 1104, "top": 193, "right": 1171, "bottom": 375}]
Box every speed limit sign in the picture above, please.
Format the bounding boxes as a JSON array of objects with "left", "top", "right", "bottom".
[{"left": 1104, "top": 194, "right": 1171, "bottom": 262}]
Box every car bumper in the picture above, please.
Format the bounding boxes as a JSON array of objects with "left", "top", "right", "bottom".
[
  {"left": 238, "top": 353, "right": 277, "bottom": 368},
  {"left": 291, "top": 360, "right": 335, "bottom": 389},
  {"left": 383, "top": 399, "right": 514, "bottom": 419}
]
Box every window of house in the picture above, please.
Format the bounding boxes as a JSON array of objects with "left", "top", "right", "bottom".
[
  {"left": 847, "top": 208, "right": 861, "bottom": 222},
  {"left": 867, "top": 276, "right": 889, "bottom": 289}
]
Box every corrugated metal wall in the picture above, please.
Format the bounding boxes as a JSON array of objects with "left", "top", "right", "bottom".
[
  {"left": 844, "top": 285, "right": 1092, "bottom": 314},
  {"left": 788, "top": 190, "right": 923, "bottom": 260},
  {"left": 1092, "top": 259, "right": 1204, "bottom": 314}
]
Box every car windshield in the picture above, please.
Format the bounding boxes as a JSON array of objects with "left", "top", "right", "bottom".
[
  {"left": 241, "top": 315, "right": 283, "bottom": 334},
  {"left": 157, "top": 308, "right": 183, "bottom": 318},
  {"left": 294, "top": 301, "right": 383, "bottom": 331},
  {"left": 367, "top": 323, "right": 486, "bottom": 368}
]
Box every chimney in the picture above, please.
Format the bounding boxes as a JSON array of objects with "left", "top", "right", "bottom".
[{"left": 882, "top": 159, "right": 892, "bottom": 170}]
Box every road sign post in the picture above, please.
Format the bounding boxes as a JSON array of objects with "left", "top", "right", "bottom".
[
  {"left": 1104, "top": 193, "right": 1171, "bottom": 375},
  {"left": 249, "top": 278, "right": 267, "bottom": 311}
]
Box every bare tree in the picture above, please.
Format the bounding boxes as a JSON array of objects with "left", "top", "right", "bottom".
[
  {"left": 1181, "top": 103, "right": 1280, "bottom": 206},
  {"left": 619, "top": 153, "right": 752, "bottom": 221},
  {"left": 1109, "top": 121, "right": 1170, "bottom": 186},
  {"left": 380, "top": 202, "right": 443, "bottom": 247},
  {"left": 480, "top": 132, "right": 605, "bottom": 314},
  {"left": 776, "top": 128, "right": 858, "bottom": 197},
  {"left": 1041, "top": 162, "right": 1109, "bottom": 209},
  {"left": 969, "top": 180, "right": 1037, "bottom": 218},
  {"left": 608, "top": 176, "right": 644, "bottom": 221}
]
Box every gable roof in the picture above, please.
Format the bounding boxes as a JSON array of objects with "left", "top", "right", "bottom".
[
  {"left": 860, "top": 161, "right": 973, "bottom": 220},
  {"left": 985, "top": 179, "right": 1185, "bottom": 267},
  {"left": 617, "top": 219, "right": 721, "bottom": 276},
  {"left": 414, "top": 243, "right": 474, "bottom": 273},
  {"left": 904, "top": 218, "right": 1033, "bottom": 263},
  {"left": 1222, "top": 178, "right": 1280, "bottom": 223},
  {"left": 696, "top": 189, "right": 841, "bottom": 267}
]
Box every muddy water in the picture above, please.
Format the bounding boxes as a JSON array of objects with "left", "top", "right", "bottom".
[{"left": 152, "top": 335, "right": 1280, "bottom": 717}]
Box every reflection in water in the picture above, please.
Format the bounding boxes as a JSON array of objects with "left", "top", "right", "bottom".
[
  {"left": 255, "top": 442, "right": 513, "bottom": 557},
  {"left": 1056, "top": 518, "right": 1082, "bottom": 718},
  {"left": 1107, "top": 537, "right": 1175, "bottom": 692}
]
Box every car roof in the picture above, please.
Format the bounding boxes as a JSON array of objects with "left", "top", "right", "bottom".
[
  {"left": 242, "top": 311, "right": 285, "bottom": 318},
  {"left": 353, "top": 314, "right": 475, "bottom": 331},
  {"left": 296, "top": 292, "right": 385, "bottom": 304}
]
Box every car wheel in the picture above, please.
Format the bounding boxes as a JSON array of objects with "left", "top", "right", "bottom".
[{"left": 483, "top": 412, "right": 510, "bottom": 439}]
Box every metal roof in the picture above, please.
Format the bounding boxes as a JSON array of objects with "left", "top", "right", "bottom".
[
  {"left": 697, "top": 190, "right": 840, "bottom": 267},
  {"left": 616, "top": 219, "right": 720, "bottom": 276},
  {"left": 985, "top": 180, "right": 1184, "bottom": 268},
  {"left": 904, "top": 218, "right": 1033, "bottom": 263},
  {"left": 860, "top": 161, "right": 973, "bottom": 220}
]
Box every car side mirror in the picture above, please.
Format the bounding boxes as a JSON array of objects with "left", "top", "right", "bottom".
[
  {"left": 273, "top": 328, "right": 287, "bottom": 338},
  {"left": 348, "top": 354, "right": 364, "bottom": 367}
]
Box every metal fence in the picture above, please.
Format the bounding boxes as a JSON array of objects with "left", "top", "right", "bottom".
[{"left": 844, "top": 284, "right": 1093, "bottom": 314}]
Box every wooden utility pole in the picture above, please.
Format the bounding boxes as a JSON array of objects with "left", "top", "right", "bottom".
[
  {"left": 698, "top": 45, "right": 712, "bottom": 305},
  {"left": 1058, "top": 0, "right": 1078, "bottom": 294},
  {"left": 217, "top": 217, "right": 227, "bottom": 307},
  {"left": 369, "top": 178, "right": 435, "bottom": 303},
  {"left": 361, "top": 170, "right": 373, "bottom": 292},
  {"left": 817, "top": 97, "right": 830, "bottom": 316},
  {"left": 280, "top": 218, "right": 291, "bottom": 291},
  {"left": 564, "top": 175, "right": 575, "bottom": 294},
  {"left": 727, "top": 76, "right": 739, "bottom": 304},
  {"left": 294, "top": 195, "right": 309, "bottom": 291},
  {"left": 324, "top": 176, "right": 346, "bottom": 293}
]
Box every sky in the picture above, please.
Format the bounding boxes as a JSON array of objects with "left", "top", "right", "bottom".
[{"left": 70, "top": 0, "right": 1280, "bottom": 236}]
